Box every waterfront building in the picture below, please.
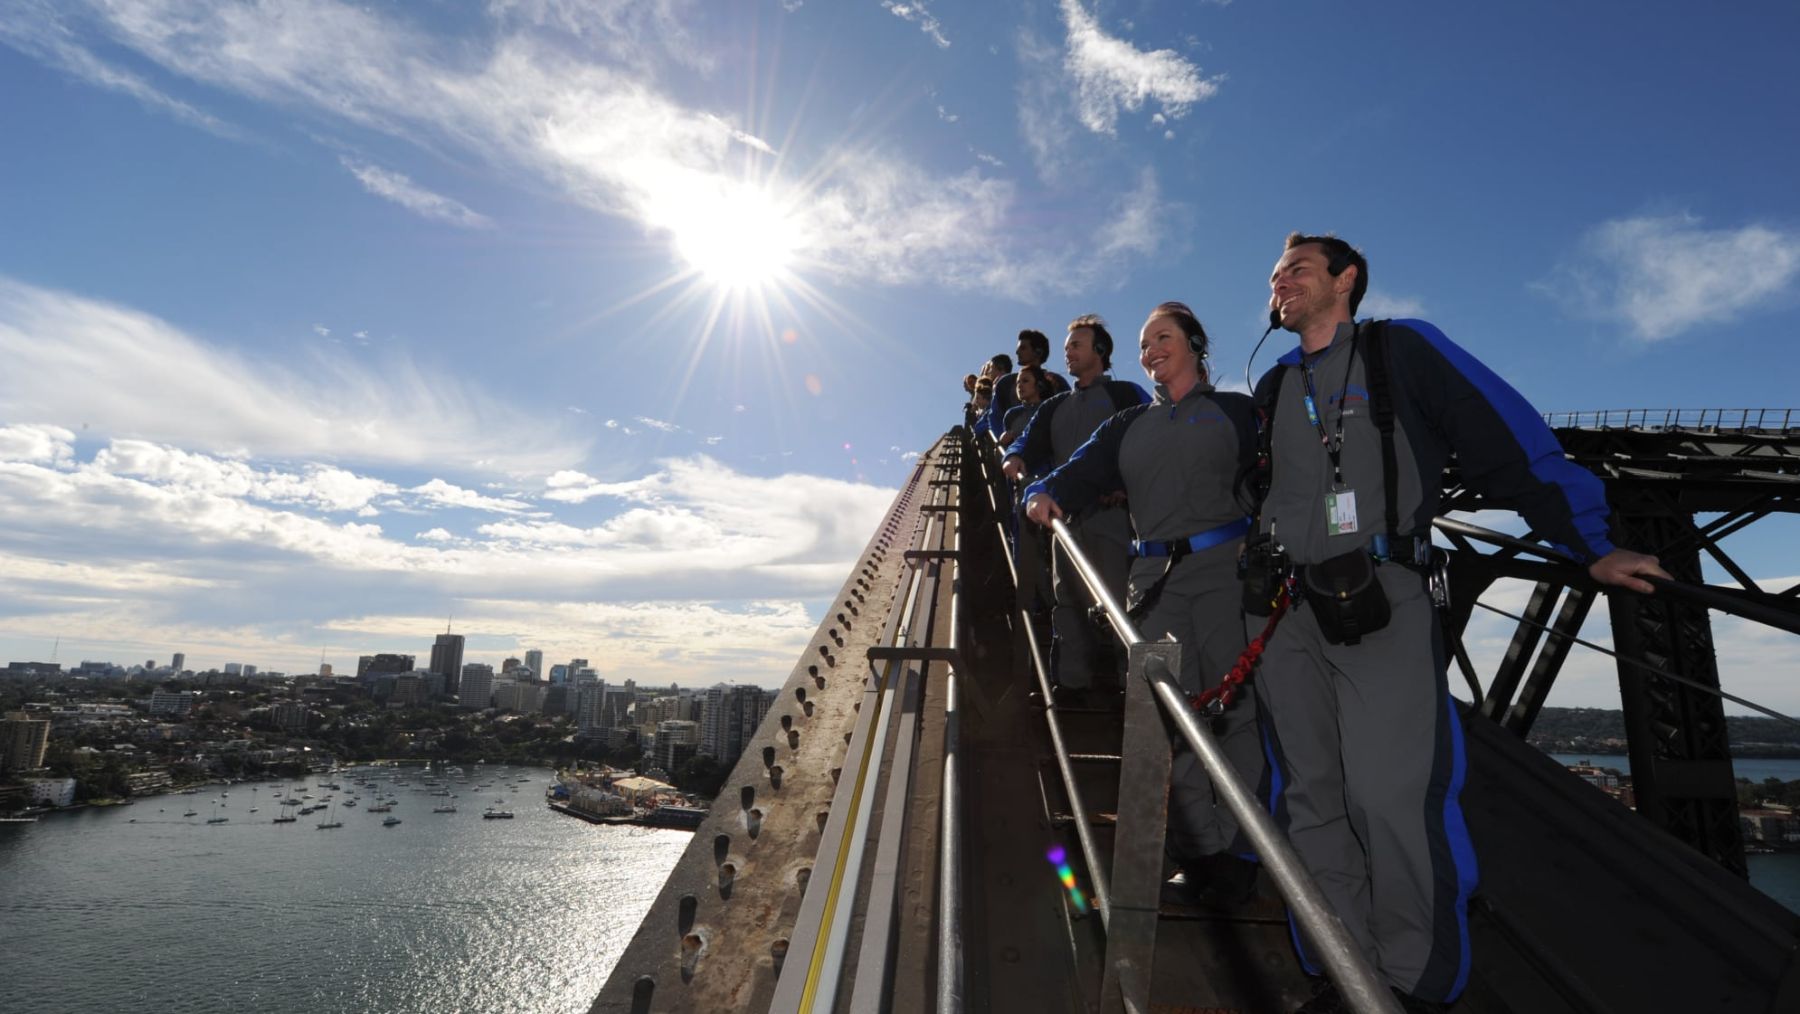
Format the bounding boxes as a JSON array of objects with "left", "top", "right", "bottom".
[
  {"left": 271, "top": 700, "right": 309, "bottom": 733},
  {"left": 431, "top": 633, "right": 466, "bottom": 697},
  {"left": 27, "top": 777, "right": 77, "bottom": 807},
  {"left": 148, "top": 690, "right": 199, "bottom": 717},
  {"left": 125, "top": 768, "right": 172, "bottom": 795},
  {"left": 459, "top": 663, "right": 495, "bottom": 710},
  {"left": 1, "top": 711, "right": 51, "bottom": 771},
  {"left": 525, "top": 649, "right": 544, "bottom": 680}
]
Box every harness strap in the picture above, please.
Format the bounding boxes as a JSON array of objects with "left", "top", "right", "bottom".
[
  {"left": 1362, "top": 321, "right": 1403, "bottom": 559},
  {"left": 1191, "top": 582, "right": 1293, "bottom": 716},
  {"left": 1131, "top": 517, "right": 1252, "bottom": 558}
]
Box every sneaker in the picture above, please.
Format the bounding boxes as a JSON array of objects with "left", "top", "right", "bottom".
[{"left": 1165, "top": 853, "right": 1260, "bottom": 909}]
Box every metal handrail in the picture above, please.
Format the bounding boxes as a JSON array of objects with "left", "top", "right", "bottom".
[
  {"left": 972, "top": 429, "right": 1114, "bottom": 927},
  {"left": 1542, "top": 408, "right": 1797, "bottom": 432},
  {"left": 1047, "top": 516, "right": 1402, "bottom": 1014}
]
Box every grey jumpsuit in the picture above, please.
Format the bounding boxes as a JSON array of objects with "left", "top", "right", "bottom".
[
  {"left": 1030, "top": 381, "right": 1264, "bottom": 860},
  {"left": 1009, "top": 378, "right": 1150, "bottom": 688}
]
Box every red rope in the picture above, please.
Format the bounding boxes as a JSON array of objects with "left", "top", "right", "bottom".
[{"left": 1191, "top": 583, "right": 1291, "bottom": 716}]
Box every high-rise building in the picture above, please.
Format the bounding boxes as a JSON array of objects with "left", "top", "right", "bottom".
[
  {"left": 524, "top": 649, "right": 544, "bottom": 680},
  {"left": 431, "top": 633, "right": 466, "bottom": 697},
  {"left": 1, "top": 711, "right": 51, "bottom": 771},
  {"left": 699, "top": 684, "right": 775, "bottom": 769},
  {"left": 548, "top": 663, "right": 568, "bottom": 685},
  {"left": 459, "top": 663, "right": 495, "bottom": 710},
  {"left": 171, "top": 652, "right": 186, "bottom": 671},
  {"left": 242, "top": 664, "right": 257, "bottom": 677},
  {"left": 359, "top": 654, "right": 414, "bottom": 680},
  {"left": 541, "top": 684, "right": 569, "bottom": 717},
  {"left": 318, "top": 662, "right": 334, "bottom": 678},
  {"left": 271, "top": 700, "right": 309, "bottom": 733},
  {"left": 655, "top": 719, "right": 700, "bottom": 773},
  {"left": 149, "top": 690, "right": 199, "bottom": 717},
  {"left": 223, "top": 662, "right": 243, "bottom": 676}
]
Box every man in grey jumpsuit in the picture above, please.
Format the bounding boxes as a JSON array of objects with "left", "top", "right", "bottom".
[
  {"left": 1024, "top": 302, "right": 1264, "bottom": 901},
  {"left": 1002, "top": 315, "right": 1149, "bottom": 693},
  {"left": 1256, "top": 233, "right": 1669, "bottom": 1013}
]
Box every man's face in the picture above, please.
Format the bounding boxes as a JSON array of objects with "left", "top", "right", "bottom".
[
  {"left": 1016, "top": 337, "right": 1041, "bottom": 369},
  {"left": 1269, "top": 243, "right": 1352, "bottom": 332},
  {"left": 1065, "top": 327, "right": 1100, "bottom": 378}
]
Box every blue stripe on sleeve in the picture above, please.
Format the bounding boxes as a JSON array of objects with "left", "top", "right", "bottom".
[{"left": 1397, "top": 319, "right": 1615, "bottom": 560}]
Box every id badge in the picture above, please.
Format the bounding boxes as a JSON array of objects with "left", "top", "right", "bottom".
[{"left": 1326, "top": 488, "right": 1359, "bottom": 536}]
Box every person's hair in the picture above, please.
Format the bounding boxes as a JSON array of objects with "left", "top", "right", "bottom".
[
  {"left": 988, "top": 353, "right": 1013, "bottom": 374},
  {"left": 1017, "top": 329, "right": 1050, "bottom": 364},
  {"left": 1017, "top": 365, "right": 1049, "bottom": 403},
  {"left": 1067, "top": 313, "right": 1113, "bottom": 370},
  {"left": 1147, "top": 301, "right": 1211, "bottom": 364},
  {"left": 1285, "top": 232, "right": 1368, "bottom": 316},
  {"left": 975, "top": 376, "right": 994, "bottom": 395}
]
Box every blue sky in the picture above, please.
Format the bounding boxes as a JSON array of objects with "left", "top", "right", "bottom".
[{"left": 1, "top": 1, "right": 1796, "bottom": 711}]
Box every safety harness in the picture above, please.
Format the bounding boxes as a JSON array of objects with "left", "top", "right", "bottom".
[{"left": 1196, "top": 321, "right": 1403, "bottom": 714}]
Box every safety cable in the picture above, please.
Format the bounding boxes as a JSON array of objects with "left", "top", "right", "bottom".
[{"left": 1469, "top": 599, "right": 1800, "bottom": 731}]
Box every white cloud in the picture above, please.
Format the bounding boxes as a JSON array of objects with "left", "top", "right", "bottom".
[
  {"left": 882, "top": 1, "right": 950, "bottom": 49},
  {"left": 633, "top": 415, "right": 683, "bottom": 433},
  {"left": 1360, "top": 291, "right": 1426, "bottom": 319},
  {"left": 0, "top": 276, "right": 586, "bottom": 472},
  {"left": 418, "top": 527, "right": 454, "bottom": 542},
  {"left": 0, "top": 423, "right": 76, "bottom": 466},
  {"left": 0, "top": 12, "right": 236, "bottom": 137},
  {"left": 1058, "top": 0, "right": 1220, "bottom": 136},
  {"left": 936, "top": 104, "right": 958, "bottom": 123},
  {"left": 6, "top": 0, "right": 1154, "bottom": 299},
  {"left": 1546, "top": 213, "right": 1800, "bottom": 341},
  {"left": 410, "top": 478, "right": 533, "bottom": 514},
  {"left": 339, "top": 156, "right": 492, "bottom": 228}
]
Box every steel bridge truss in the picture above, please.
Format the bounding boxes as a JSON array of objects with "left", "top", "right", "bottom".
[{"left": 1438, "top": 414, "right": 1800, "bottom": 877}]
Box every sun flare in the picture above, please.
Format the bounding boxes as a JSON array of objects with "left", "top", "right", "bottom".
[{"left": 662, "top": 179, "right": 803, "bottom": 293}]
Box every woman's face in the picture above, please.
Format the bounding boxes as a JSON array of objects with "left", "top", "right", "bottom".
[
  {"left": 1139, "top": 314, "right": 1197, "bottom": 387},
  {"left": 1017, "top": 369, "right": 1040, "bottom": 404}
]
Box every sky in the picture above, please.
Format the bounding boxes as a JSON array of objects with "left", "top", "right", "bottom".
[{"left": 1, "top": 1, "right": 1797, "bottom": 711}]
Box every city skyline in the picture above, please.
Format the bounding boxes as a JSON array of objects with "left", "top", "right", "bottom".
[{"left": 2, "top": 2, "right": 1797, "bottom": 710}]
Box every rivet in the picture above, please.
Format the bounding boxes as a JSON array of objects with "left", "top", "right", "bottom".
[
  {"left": 762, "top": 745, "right": 776, "bottom": 769},
  {"left": 746, "top": 807, "right": 763, "bottom": 839},
  {"left": 719, "top": 862, "right": 736, "bottom": 899},
  {"left": 631, "top": 976, "right": 655, "bottom": 1014},
  {"left": 678, "top": 894, "right": 697, "bottom": 934},
  {"left": 814, "top": 673, "right": 826, "bottom": 690},
  {"left": 780, "top": 714, "right": 793, "bottom": 732},
  {"left": 807, "top": 664, "right": 818, "bottom": 677},
  {"left": 803, "top": 700, "right": 815, "bottom": 718},
  {"left": 794, "top": 687, "right": 807, "bottom": 703},
  {"left": 769, "top": 765, "right": 783, "bottom": 790},
  {"left": 829, "top": 767, "right": 841, "bottom": 784},
  {"left": 787, "top": 729, "right": 800, "bottom": 750},
  {"left": 815, "top": 810, "right": 829, "bottom": 832},
  {"left": 797, "top": 867, "right": 812, "bottom": 893},
  {"left": 714, "top": 834, "right": 731, "bottom": 865},
  {"left": 771, "top": 939, "right": 790, "bottom": 975},
  {"left": 740, "top": 785, "right": 755, "bottom": 811}
]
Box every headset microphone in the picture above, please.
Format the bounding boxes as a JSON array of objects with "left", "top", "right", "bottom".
[{"left": 1245, "top": 309, "right": 1281, "bottom": 393}]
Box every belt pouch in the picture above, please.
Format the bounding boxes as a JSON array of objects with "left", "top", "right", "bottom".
[
  {"left": 1240, "top": 537, "right": 1284, "bottom": 617},
  {"left": 1301, "top": 549, "right": 1391, "bottom": 645}
]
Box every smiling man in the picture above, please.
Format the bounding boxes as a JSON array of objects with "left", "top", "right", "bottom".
[{"left": 1250, "top": 233, "right": 1670, "bottom": 1013}]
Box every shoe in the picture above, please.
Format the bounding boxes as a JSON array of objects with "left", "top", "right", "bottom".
[{"left": 1165, "top": 853, "right": 1259, "bottom": 909}]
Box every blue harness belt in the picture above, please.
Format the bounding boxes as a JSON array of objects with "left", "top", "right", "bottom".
[{"left": 1131, "top": 517, "right": 1252, "bottom": 558}]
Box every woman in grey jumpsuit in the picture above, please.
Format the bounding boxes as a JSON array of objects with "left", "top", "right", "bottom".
[{"left": 1023, "top": 301, "right": 1264, "bottom": 901}]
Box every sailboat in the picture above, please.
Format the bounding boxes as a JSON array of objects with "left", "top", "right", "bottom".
[
  {"left": 206, "top": 800, "right": 229, "bottom": 824},
  {"left": 315, "top": 800, "right": 343, "bottom": 830}
]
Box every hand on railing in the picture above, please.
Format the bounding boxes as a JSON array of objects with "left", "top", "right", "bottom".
[
  {"left": 1001, "top": 455, "right": 1025, "bottom": 483},
  {"left": 1024, "top": 493, "right": 1063, "bottom": 527},
  {"left": 1588, "top": 548, "right": 1671, "bottom": 595}
]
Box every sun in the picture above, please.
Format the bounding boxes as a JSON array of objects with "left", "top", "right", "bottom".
[{"left": 661, "top": 177, "right": 803, "bottom": 293}]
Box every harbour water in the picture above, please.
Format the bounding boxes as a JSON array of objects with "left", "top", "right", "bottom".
[{"left": 0, "top": 767, "right": 688, "bottom": 1014}]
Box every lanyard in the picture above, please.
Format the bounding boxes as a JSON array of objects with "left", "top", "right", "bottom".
[{"left": 1300, "top": 335, "right": 1359, "bottom": 487}]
